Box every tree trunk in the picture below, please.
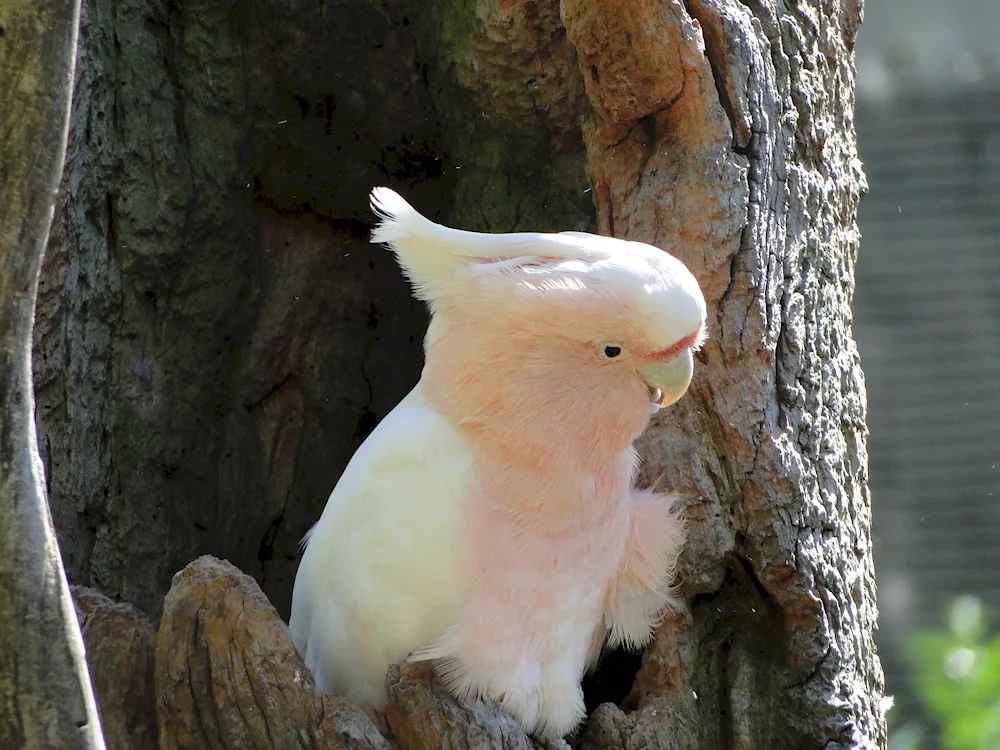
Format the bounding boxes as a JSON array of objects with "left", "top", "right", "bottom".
[
  {"left": 32, "top": 0, "right": 883, "bottom": 747},
  {"left": 0, "top": 1, "right": 105, "bottom": 748}
]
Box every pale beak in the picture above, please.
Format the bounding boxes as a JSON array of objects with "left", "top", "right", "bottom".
[{"left": 639, "top": 349, "right": 694, "bottom": 409}]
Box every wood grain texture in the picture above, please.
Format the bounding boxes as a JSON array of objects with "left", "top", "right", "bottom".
[
  {"left": 155, "top": 556, "right": 392, "bottom": 750},
  {"left": 0, "top": 0, "right": 104, "bottom": 747},
  {"left": 73, "top": 587, "right": 158, "bottom": 750}
]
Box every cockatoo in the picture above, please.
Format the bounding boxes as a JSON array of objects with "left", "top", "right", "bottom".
[{"left": 289, "top": 188, "right": 706, "bottom": 740}]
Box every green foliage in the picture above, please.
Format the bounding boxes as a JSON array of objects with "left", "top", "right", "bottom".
[{"left": 890, "top": 596, "right": 1000, "bottom": 750}]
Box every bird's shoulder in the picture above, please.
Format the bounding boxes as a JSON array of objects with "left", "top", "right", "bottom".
[
  {"left": 342, "top": 382, "right": 472, "bottom": 486},
  {"left": 304, "top": 382, "right": 474, "bottom": 545}
]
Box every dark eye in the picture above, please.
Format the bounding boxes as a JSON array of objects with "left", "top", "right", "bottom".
[{"left": 603, "top": 345, "right": 622, "bottom": 358}]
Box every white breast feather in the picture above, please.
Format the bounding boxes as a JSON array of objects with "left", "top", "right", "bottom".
[{"left": 288, "top": 383, "right": 473, "bottom": 706}]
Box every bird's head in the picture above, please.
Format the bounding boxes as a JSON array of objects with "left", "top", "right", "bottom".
[{"left": 369, "top": 188, "right": 707, "bottom": 463}]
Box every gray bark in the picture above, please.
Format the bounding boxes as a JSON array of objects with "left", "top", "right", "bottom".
[
  {"left": 34, "top": 0, "right": 884, "bottom": 747},
  {"left": 560, "top": 0, "right": 883, "bottom": 746},
  {"left": 0, "top": 0, "right": 105, "bottom": 747},
  {"left": 34, "top": 0, "right": 431, "bottom": 619}
]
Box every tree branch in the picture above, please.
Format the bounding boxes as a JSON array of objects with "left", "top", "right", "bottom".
[{"left": 0, "top": 0, "right": 104, "bottom": 747}]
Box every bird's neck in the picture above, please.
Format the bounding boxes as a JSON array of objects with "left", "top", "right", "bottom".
[
  {"left": 420, "top": 377, "right": 644, "bottom": 530},
  {"left": 470, "top": 445, "right": 639, "bottom": 534}
]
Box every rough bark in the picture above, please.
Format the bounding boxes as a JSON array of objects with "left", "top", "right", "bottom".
[
  {"left": 385, "top": 662, "right": 541, "bottom": 750},
  {"left": 0, "top": 0, "right": 105, "bottom": 747},
  {"left": 34, "top": 0, "right": 431, "bottom": 620},
  {"left": 73, "top": 587, "right": 158, "bottom": 750},
  {"left": 35, "top": 0, "right": 883, "bottom": 748},
  {"left": 155, "top": 556, "right": 391, "bottom": 750},
  {"left": 563, "top": 1, "right": 882, "bottom": 747}
]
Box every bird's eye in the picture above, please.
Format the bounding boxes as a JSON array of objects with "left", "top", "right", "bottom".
[{"left": 603, "top": 345, "right": 622, "bottom": 358}]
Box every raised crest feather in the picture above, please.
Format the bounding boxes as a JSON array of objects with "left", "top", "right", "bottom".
[
  {"left": 369, "top": 186, "right": 612, "bottom": 264},
  {"left": 367, "top": 187, "right": 649, "bottom": 302}
]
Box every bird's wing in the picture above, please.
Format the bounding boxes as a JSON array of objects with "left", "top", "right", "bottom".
[{"left": 288, "top": 382, "right": 474, "bottom": 706}]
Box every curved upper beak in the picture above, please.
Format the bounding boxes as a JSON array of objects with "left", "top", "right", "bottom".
[{"left": 639, "top": 348, "right": 694, "bottom": 409}]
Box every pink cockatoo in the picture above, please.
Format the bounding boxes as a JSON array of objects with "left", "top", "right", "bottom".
[{"left": 289, "top": 188, "right": 706, "bottom": 740}]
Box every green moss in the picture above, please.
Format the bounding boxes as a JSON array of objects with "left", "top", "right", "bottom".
[
  {"left": 416, "top": 0, "right": 596, "bottom": 235},
  {"left": 421, "top": 0, "right": 478, "bottom": 64}
]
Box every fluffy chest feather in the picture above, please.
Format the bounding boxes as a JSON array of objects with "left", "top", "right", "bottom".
[{"left": 412, "top": 452, "right": 638, "bottom": 738}]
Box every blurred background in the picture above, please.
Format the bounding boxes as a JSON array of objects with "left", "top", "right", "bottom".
[{"left": 852, "top": 2, "right": 1000, "bottom": 749}]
